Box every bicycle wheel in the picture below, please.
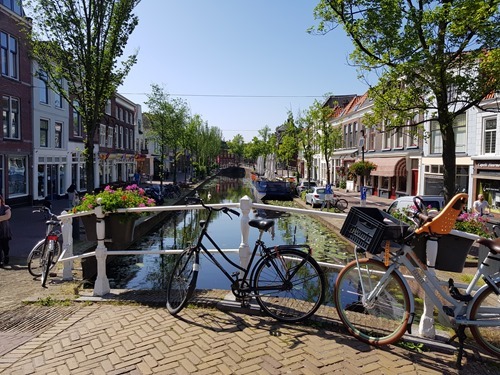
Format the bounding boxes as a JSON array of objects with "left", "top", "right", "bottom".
[
  {"left": 469, "top": 282, "right": 500, "bottom": 357},
  {"left": 28, "top": 240, "right": 61, "bottom": 277},
  {"left": 166, "top": 248, "right": 199, "bottom": 315},
  {"left": 335, "top": 199, "right": 348, "bottom": 211},
  {"left": 253, "top": 248, "right": 325, "bottom": 322},
  {"left": 41, "top": 248, "right": 54, "bottom": 287},
  {"left": 334, "top": 258, "right": 411, "bottom": 346}
]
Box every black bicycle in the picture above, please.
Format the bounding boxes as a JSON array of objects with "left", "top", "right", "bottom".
[
  {"left": 27, "top": 206, "right": 62, "bottom": 287},
  {"left": 166, "top": 197, "right": 326, "bottom": 322}
]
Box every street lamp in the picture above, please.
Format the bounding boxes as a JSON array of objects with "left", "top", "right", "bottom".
[{"left": 359, "top": 129, "right": 366, "bottom": 207}]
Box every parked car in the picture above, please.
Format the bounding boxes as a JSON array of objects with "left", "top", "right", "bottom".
[
  {"left": 296, "top": 180, "right": 317, "bottom": 196},
  {"left": 386, "top": 195, "right": 445, "bottom": 215},
  {"left": 305, "top": 187, "right": 326, "bottom": 208}
]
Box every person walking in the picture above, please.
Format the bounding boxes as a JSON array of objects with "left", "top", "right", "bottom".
[
  {"left": 321, "top": 184, "right": 333, "bottom": 211},
  {"left": 0, "top": 194, "right": 12, "bottom": 267},
  {"left": 67, "top": 183, "right": 77, "bottom": 208}
]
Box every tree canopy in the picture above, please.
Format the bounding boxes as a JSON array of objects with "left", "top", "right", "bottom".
[
  {"left": 25, "top": 0, "right": 141, "bottom": 191},
  {"left": 312, "top": 0, "right": 500, "bottom": 202}
]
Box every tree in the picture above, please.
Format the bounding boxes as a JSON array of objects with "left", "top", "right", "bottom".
[
  {"left": 310, "top": 99, "right": 336, "bottom": 185},
  {"left": 227, "top": 134, "right": 245, "bottom": 165},
  {"left": 296, "top": 109, "right": 316, "bottom": 184},
  {"left": 145, "top": 84, "right": 189, "bottom": 185},
  {"left": 25, "top": 0, "right": 141, "bottom": 191},
  {"left": 276, "top": 112, "right": 299, "bottom": 178},
  {"left": 312, "top": 0, "right": 500, "bottom": 202}
]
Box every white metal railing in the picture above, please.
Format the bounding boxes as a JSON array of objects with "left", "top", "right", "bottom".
[{"left": 56, "top": 195, "right": 349, "bottom": 296}]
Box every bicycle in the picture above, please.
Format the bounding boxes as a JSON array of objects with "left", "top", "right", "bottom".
[
  {"left": 27, "top": 206, "right": 62, "bottom": 287},
  {"left": 166, "top": 197, "right": 326, "bottom": 322},
  {"left": 321, "top": 194, "right": 348, "bottom": 212},
  {"left": 335, "top": 193, "right": 500, "bottom": 367}
]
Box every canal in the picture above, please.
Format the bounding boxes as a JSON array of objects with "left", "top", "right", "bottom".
[{"left": 106, "top": 175, "right": 352, "bottom": 293}]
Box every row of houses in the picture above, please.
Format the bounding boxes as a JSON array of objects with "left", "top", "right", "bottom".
[
  {"left": 1, "top": 2, "right": 157, "bottom": 206},
  {"left": 298, "top": 92, "right": 500, "bottom": 213}
]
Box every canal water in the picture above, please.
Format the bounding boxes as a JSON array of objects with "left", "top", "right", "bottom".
[{"left": 107, "top": 175, "right": 352, "bottom": 293}]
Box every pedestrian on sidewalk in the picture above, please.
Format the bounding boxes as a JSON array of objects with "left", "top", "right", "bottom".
[
  {"left": 321, "top": 184, "right": 333, "bottom": 211},
  {"left": 66, "top": 183, "right": 77, "bottom": 208},
  {"left": 0, "top": 194, "right": 12, "bottom": 266}
]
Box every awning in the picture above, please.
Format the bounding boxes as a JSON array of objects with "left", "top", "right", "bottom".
[
  {"left": 333, "top": 148, "right": 359, "bottom": 157},
  {"left": 369, "top": 157, "right": 406, "bottom": 177}
]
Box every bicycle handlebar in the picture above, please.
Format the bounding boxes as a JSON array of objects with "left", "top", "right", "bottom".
[{"left": 185, "top": 196, "right": 240, "bottom": 218}]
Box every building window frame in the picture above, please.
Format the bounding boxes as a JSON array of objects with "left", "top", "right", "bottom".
[
  {"left": 484, "top": 117, "right": 497, "bottom": 155},
  {"left": 2, "top": 96, "right": 20, "bottom": 139},
  {"left": 40, "top": 119, "right": 49, "bottom": 147},
  {"left": 1, "top": 32, "right": 18, "bottom": 79},
  {"left": 54, "top": 121, "right": 62, "bottom": 148}
]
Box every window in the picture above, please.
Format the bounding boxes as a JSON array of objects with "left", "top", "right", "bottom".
[
  {"left": 100, "top": 124, "right": 106, "bottom": 146},
  {"left": 367, "top": 128, "right": 375, "bottom": 150},
  {"left": 1, "top": 32, "right": 18, "bottom": 79},
  {"left": 395, "top": 127, "right": 404, "bottom": 148},
  {"left": 484, "top": 118, "right": 497, "bottom": 154},
  {"left": 129, "top": 128, "right": 134, "bottom": 150},
  {"left": 72, "top": 101, "right": 83, "bottom": 137},
  {"left": 2, "top": 0, "right": 22, "bottom": 15},
  {"left": 2, "top": 96, "right": 19, "bottom": 139},
  {"left": 55, "top": 122, "right": 62, "bottom": 148},
  {"left": 105, "top": 100, "right": 111, "bottom": 115},
  {"left": 119, "top": 126, "right": 123, "bottom": 149},
  {"left": 107, "top": 126, "right": 113, "bottom": 148},
  {"left": 430, "top": 121, "right": 442, "bottom": 154},
  {"left": 54, "top": 78, "right": 63, "bottom": 108},
  {"left": 38, "top": 70, "right": 48, "bottom": 104},
  {"left": 383, "top": 125, "right": 391, "bottom": 149},
  {"left": 454, "top": 114, "right": 466, "bottom": 153},
  {"left": 40, "top": 119, "right": 48, "bottom": 147},
  {"left": 8, "top": 156, "right": 27, "bottom": 197}
]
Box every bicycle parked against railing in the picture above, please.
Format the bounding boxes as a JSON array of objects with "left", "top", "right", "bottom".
[
  {"left": 27, "top": 206, "right": 62, "bottom": 287},
  {"left": 166, "top": 197, "right": 326, "bottom": 322},
  {"left": 335, "top": 193, "right": 500, "bottom": 367}
]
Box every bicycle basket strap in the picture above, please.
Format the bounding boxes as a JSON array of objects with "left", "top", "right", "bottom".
[{"left": 415, "top": 193, "right": 467, "bottom": 235}]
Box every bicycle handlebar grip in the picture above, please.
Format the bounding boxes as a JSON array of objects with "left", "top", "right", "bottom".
[
  {"left": 416, "top": 212, "right": 432, "bottom": 224},
  {"left": 227, "top": 208, "right": 240, "bottom": 217}
]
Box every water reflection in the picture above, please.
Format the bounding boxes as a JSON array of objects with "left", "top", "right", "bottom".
[{"left": 109, "top": 176, "right": 352, "bottom": 293}]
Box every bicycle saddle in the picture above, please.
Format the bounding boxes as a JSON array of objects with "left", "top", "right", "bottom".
[
  {"left": 414, "top": 193, "right": 468, "bottom": 236},
  {"left": 477, "top": 237, "right": 500, "bottom": 255},
  {"left": 249, "top": 219, "right": 275, "bottom": 231}
]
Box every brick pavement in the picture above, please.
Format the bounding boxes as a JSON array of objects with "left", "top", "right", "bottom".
[{"left": 1, "top": 301, "right": 497, "bottom": 375}]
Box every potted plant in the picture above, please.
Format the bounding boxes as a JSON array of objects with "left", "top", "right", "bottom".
[
  {"left": 73, "top": 184, "right": 156, "bottom": 248},
  {"left": 348, "top": 161, "right": 377, "bottom": 177}
]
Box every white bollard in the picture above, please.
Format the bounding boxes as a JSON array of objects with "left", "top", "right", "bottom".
[
  {"left": 418, "top": 237, "right": 438, "bottom": 338},
  {"left": 60, "top": 211, "right": 74, "bottom": 281},
  {"left": 93, "top": 201, "right": 110, "bottom": 296},
  {"left": 238, "top": 195, "right": 252, "bottom": 281}
]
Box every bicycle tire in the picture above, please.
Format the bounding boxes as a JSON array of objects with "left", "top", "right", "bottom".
[
  {"left": 253, "top": 248, "right": 325, "bottom": 322},
  {"left": 335, "top": 199, "right": 348, "bottom": 211},
  {"left": 334, "top": 258, "right": 411, "bottom": 346},
  {"left": 469, "top": 282, "right": 500, "bottom": 357},
  {"left": 166, "top": 248, "right": 199, "bottom": 315},
  {"left": 41, "top": 247, "right": 54, "bottom": 287},
  {"left": 28, "top": 240, "right": 61, "bottom": 277}
]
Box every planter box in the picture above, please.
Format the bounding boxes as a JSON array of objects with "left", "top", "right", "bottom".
[
  {"left": 412, "top": 230, "right": 476, "bottom": 273},
  {"left": 81, "top": 214, "right": 137, "bottom": 250}
]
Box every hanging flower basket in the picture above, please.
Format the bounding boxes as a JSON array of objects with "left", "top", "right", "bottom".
[{"left": 349, "top": 161, "right": 377, "bottom": 176}]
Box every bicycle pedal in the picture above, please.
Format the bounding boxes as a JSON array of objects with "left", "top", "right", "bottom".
[{"left": 443, "top": 305, "right": 455, "bottom": 317}]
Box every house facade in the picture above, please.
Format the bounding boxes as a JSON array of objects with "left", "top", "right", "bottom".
[{"left": 0, "top": 2, "right": 32, "bottom": 205}]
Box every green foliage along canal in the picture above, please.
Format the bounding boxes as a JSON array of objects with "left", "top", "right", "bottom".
[{"left": 106, "top": 175, "right": 351, "bottom": 293}]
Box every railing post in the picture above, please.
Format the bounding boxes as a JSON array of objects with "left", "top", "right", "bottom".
[
  {"left": 418, "top": 238, "right": 438, "bottom": 338},
  {"left": 93, "top": 200, "right": 110, "bottom": 296},
  {"left": 60, "top": 211, "right": 73, "bottom": 281},
  {"left": 238, "top": 195, "right": 252, "bottom": 280}
]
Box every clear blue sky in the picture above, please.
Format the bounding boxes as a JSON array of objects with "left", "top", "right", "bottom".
[{"left": 119, "top": 1, "right": 370, "bottom": 142}]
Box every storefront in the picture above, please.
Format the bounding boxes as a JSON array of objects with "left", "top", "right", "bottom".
[
  {"left": 472, "top": 159, "right": 500, "bottom": 214},
  {"left": 367, "top": 156, "right": 408, "bottom": 199},
  {"left": 33, "top": 153, "right": 68, "bottom": 201}
]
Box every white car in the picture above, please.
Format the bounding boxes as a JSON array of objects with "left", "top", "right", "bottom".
[
  {"left": 386, "top": 195, "right": 445, "bottom": 215},
  {"left": 296, "top": 180, "right": 317, "bottom": 196},
  {"left": 305, "top": 187, "right": 326, "bottom": 207}
]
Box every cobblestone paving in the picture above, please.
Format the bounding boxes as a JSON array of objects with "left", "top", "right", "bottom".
[{"left": 1, "top": 303, "right": 497, "bottom": 375}]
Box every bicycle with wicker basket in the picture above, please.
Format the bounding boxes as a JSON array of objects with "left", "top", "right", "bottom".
[{"left": 335, "top": 193, "right": 500, "bottom": 368}]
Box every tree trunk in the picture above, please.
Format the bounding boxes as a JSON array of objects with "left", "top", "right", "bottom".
[
  {"left": 85, "top": 139, "right": 95, "bottom": 192},
  {"left": 440, "top": 116, "right": 457, "bottom": 204}
]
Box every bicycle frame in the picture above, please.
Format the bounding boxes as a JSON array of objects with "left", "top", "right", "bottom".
[{"left": 362, "top": 242, "right": 500, "bottom": 330}]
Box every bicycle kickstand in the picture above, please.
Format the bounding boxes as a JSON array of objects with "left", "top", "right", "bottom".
[{"left": 454, "top": 325, "right": 467, "bottom": 369}]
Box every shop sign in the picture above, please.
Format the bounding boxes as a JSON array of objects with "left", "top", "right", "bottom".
[{"left": 476, "top": 161, "right": 500, "bottom": 169}]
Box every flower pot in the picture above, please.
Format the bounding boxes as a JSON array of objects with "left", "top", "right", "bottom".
[
  {"left": 81, "top": 214, "right": 137, "bottom": 249},
  {"left": 412, "top": 232, "right": 475, "bottom": 273}
]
